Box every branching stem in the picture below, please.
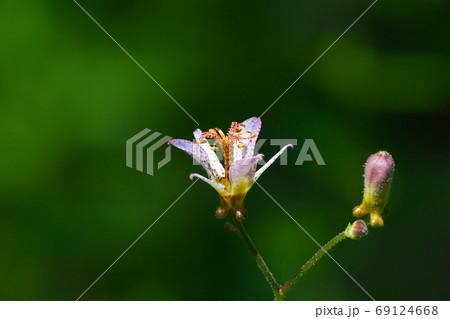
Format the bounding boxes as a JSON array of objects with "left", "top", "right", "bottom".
[
  {"left": 234, "top": 219, "right": 347, "bottom": 300},
  {"left": 279, "top": 231, "right": 347, "bottom": 297}
]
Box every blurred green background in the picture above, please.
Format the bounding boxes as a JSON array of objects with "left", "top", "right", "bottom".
[{"left": 0, "top": 0, "right": 449, "bottom": 300}]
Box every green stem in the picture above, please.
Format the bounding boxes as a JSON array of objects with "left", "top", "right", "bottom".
[
  {"left": 274, "top": 292, "right": 286, "bottom": 301},
  {"left": 234, "top": 220, "right": 280, "bottom": 298},
  {"left": 279, "top": 231, "right": 347, "bottom": 297}
]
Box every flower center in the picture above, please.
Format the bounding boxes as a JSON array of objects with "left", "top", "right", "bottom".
[{"left": 197, "top": 121, "right": 256, "bottom": 191}]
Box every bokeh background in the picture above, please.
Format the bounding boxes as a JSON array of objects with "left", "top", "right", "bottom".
[{"left": 0, "top": 0, "right": 449, "bottom": 300}]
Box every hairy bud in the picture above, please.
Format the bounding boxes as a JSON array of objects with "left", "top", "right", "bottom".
[
  {"left": 345, "top": 220, "right": 369, "bottom": 240},
  {"left": 353, "top": 151, "right": 395, "bottom": 227}
]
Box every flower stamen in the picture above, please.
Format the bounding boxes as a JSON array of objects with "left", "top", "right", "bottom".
[{"left": 215, "top": 128, "right": 227, "bottom": 140}]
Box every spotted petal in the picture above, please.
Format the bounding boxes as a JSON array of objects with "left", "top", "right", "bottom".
[
  {"left": 193, "top": 129, "right": 225, "bottom": 180},
  {"left": 241, "top": 117, "right": 262, "bottom": 158},
  {"left": 229, "top": 154, "right": 264, "bottom": 192},
  {"left": 229, "top": 117, "right": 262, "bottom": 163},
  {"left": 189, "top": 173, "right": 226, "bottom": 193},
  {"left": 168, "top": 139, "right": 216, "bottom": 178}
]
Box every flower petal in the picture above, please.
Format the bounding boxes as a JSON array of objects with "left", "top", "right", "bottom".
[
  {"left": 168, "top": 139, "right": 215, "bottom": 177},
  {"left": 189, "top": 173, "right": 226, "bottom": 193},
  {"left": 253, "top": 144, "right": 294, "bottom": 181},
  {"left": 193, "top": 129, "right": 225, "bottom": 180},
  {"left": 229, "top": 154, "right": 264, "bottom": 191},
  {"left": 227, "top": 117, "right": 262, "bottom": 163},
  {"left": 241, "top": 117, "right": 262, "bottom": 157}
]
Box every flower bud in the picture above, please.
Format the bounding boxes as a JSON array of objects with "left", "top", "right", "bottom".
[
  {"left": 353, "top": 151, "right": 394, "bottom": 227},
  {"left": 345, "top": 220, "right": 369, "bottom": 240},
  {"left": 364, "top": 151, "right": 394, "bottom": 199}
]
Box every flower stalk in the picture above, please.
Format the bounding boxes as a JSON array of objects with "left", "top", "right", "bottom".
[
  {"left": 234, "top": 220, "right": 351, "bottom": 300},
  {"left": 278, "top": 231, "right": 347, "bottom": 297},
  {"left": 233, "top": 220, "right": 280, "bottom": 298}
]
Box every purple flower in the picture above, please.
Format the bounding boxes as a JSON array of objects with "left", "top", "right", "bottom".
[
  {"left": 353, "top": 151, "right": 395, "bottom": 227},
  {"left": 169, "top": 117, "right": 293, "bottom": 220}
]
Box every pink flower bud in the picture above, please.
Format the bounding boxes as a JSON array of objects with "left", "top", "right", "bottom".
[
  {"left": 345, "top": 220, "right": 369, "bottom": 240},
  {"left": 353, "top": 151, "right": 395, "bottom": 227},
  {"left": 364, "top": 151, "right": 395, "bottom": 197}
]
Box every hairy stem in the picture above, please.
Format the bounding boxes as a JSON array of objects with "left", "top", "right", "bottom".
[
  {"left": 234, "top": 220, "right": 280, "bottom": 298},
  {"left": 279, "top": 231, "right": 347, "bottom": 297}
]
